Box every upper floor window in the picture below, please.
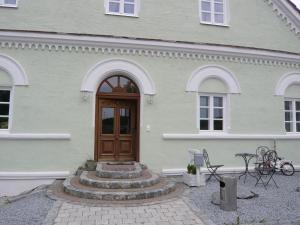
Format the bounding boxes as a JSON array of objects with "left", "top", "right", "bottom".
[
  {"left": 0, "top": 0, "right": 17, "bottom": 7},
  {"left": 284, "top": 99, "right": 300, "bottom": 133},
  {"left": 105, "top": 0, "right": 139, "bottom": 17},
  {"left": 0, "top": 89, "right": 11, "bottom": 130},
  {"left": 199, "top": 0, "right": 228, "bottom": 26},
  {"left": 199, "top": 95, "right": 225, "bottom": 131}
]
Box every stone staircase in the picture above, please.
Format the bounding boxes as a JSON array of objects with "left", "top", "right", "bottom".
[{"left": 63, "top": 162, "right": 177, "bottom": 201}]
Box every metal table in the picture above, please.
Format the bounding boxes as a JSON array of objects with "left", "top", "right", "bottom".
[{"left": 235, "top": 153, "right": 257, "bottom": 183}]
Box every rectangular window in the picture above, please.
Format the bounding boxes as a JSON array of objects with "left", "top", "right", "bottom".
[
  {"left": 199, "top": 0, "right": 227, "bottom": 25},
  {"left": 284, "top": 99, "right": 300, "bottom": 133},
  {"left": 199, "top": 95, "right": 225, "bottom": 131},
  {"left": 106, "top": 0, "right": 138, "bottom": 17},
  {"left": 0, "top": 89, "right": 11, "bottom": 130},
  {"left": 0, "top": 0, "right": 17, "bottom": 7}
]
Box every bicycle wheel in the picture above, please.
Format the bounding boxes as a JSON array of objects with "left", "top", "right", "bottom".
[{"left": 281, "top": 162, "right": 295, "bottom": 176}]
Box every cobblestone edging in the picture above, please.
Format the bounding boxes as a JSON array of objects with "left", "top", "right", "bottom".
[
  {"left": 96, "top": 162, "right": 143, "bottom": 179},
  {"left": 80, "top": 171, "right": 160, "bottom": 189},
  {"left": 41, "top": 200, "right": 63, "bottom": 225},
  {"left": 63, "top": 176, "right": 177, "bottom": 201}
]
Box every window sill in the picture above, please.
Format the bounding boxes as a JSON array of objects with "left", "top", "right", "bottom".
[
  {"left": 0, "top": 5, "right": 18, "bottom": 8},
  {"left": 199, "top": 21, "right": 229, "bottom": 27},
  {"left": 0, "top": 133, "right": 71, "bottom": 140},
  {"left": 105, "top": 12, "right": 139, "bottom": 18},
  {"left": 162, "top": 133, "right": 300, "bottom": 140}
]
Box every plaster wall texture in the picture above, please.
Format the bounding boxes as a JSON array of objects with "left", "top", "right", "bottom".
[
  {"left": 0, "top": 47, "right": 299, "bottom": 172},
  {"left": 0, "top": 0, "right": 299, "bottom": 52},
  {"left": 0, "top": 69, "right": 12, "bottom": 86}
]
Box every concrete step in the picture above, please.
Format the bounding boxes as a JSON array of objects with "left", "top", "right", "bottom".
[
  {"left": 96, "top": 162, "right": 143, "bottom": 179},
  {"left": 63, "top": 176, "right": 176, "bottom": 201},
  {"left": 80, "top": 170, "right": 160, "bottom": 189}
]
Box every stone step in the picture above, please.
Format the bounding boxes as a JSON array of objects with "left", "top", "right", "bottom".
[
  {"left": 96, "top": 162, "right": 143, "bottom": 179},
  {"left": 63, "top": 176, "right": 176, "bottom": 201},
  {"left": 80, "top": 170, "right": 160, "bottom": 189}
]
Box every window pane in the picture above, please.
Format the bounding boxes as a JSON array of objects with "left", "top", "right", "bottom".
[
  {"left": 0, "top": 90, "right": 10, "bottom": 102},
  {"left": 296, "top": 112, "right": 300, "bottom": 122},
  {"left": 102, "top": 108, "right": 114, "bottom": 134},
  {"left": 99, "top": 82, "right": 112, "bottom": 93},
  {"left": 214, "top": 3, "right": 223, "bottom": 12},
  {"left": 285, "top": 101, "right": 292, "bottom": 110},
  {"left": 125, "top": 0, "right": 134, "bottom": 2},
  {"left": 215, "top": 0, "right": 223, "bottom": 2},
  {"left": 297, "top": 123, "right": 300, "bottom": 132},
  {"left": 214, "top": 120, "right": 223, "bottom": 130},
  {"left": 214, "top": 14, "right": 224, "bottom": 23},
  {"left": 0, "top": 104, "right": 9, "bottom": 116},
  {"left": 120, "top": 108, "right": 131, "bottom": 134},
  {"left": 285, "top": 111, "right": 293, "bottom": 121},
  {"left": 214, "top": 108, "right": 223, "bottom": 119},
  {"left": 200, "top": 96, "right": 209, "bottom": 106},
  {"left": 200, "top": 108, "right": 209, "bottom": 118},
  {"left": 202, "top": 12, "right": 211, "bottom": 22},
  {"left": 124, "top": 3, "right": 134, "bottom": 14},
  {"left": 107, "top": 76, "right": 118, "bottom": 88},
  {"left": 4, "top": 0, "right": 16, "bottom": 4},
  {"left": 285, "top": 122, "right": 291, "bottom": 132},
  {"left": 109, "top": 2, "right": 120, "bottom": 13},
  {"left": 213, "top": 97, "right": 223, "bottom": 107},
  {"left": 201, "top": 1, "right": 211, "bottom": 11},
  {"left": 200, "top": 120, "right": 209, "bottom": 130},
  {"left": 296, "top": 102, "right": 300, "bottom": 111},
  {"left": 0, "top": 117, "right": 8, "bottom": 129}
]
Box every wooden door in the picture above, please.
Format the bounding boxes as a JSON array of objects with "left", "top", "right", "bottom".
[{"left": 97, "top": 98, "right": 137, "bottom": 161}]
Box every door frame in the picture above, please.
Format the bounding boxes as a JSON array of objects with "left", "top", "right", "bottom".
[{"left": 94, "top": 93, "right": 140, "bottom": 162}]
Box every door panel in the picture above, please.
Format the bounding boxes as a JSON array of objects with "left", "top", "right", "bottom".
[{"left": 97, "top": 98, "right": 137, "bottom": 161}]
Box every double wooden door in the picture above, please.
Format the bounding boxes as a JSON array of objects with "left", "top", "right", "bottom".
[{"left": 96, "top": 98, "right": 138, "bottom": 161}]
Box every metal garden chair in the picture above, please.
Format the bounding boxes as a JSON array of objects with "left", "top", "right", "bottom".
[{"left": 203, "top": 149, "right": 224, "bottom": 182}]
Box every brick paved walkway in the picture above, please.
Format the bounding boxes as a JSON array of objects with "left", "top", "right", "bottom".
[{"left": 53, "top": 199, "right": 205, "bottom": 225}]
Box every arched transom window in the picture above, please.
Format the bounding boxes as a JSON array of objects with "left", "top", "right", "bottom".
[{"left": 98, "top": 75, "right": 139, "bottom": 94}]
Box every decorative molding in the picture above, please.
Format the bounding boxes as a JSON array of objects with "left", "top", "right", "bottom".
[
  {"left": 81, "top": 58, "right": 156, "bottom": 95},
  {"left": 0, "top": 133, "right": 71, "bottom": 140},
  {"left": 264, "top": 0, "right": 300, "bottom": 37},
  {"left": 162, "top": 133, "right": 300, "bottom": 140},
  {"left": 275, "top": 72, "right": 300, "bottom": 96},
  {"left": 0, "top": 30, "right": 299, "bottom": 68},
  {"left": 0, "top": 54, "right": 28, "bottom": 86},
  {"left": 186, "top": 65, "right": 241, "bottom": 93},
  {"left": 0, "top": 171, "right": 70, "bottom": 180}
]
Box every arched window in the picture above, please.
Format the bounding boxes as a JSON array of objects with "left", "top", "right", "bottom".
[{"left": 98, "top": 75, "right": 139, "bottom": 94}]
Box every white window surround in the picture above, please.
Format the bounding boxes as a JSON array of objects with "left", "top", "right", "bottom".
[
  {"left": 199, "top": 0, "right": 229, "bottom": 26},
  {"left": 0, "top": 0, "right": 18, "bottom": 8},
  {"left": 197, "top": 94, "right": 227, "bottom": 132},
  {"left": 284, "top": 98, "right": 300, "bottom": 133},
  {"left": 275, "top": 72, "right": 300, "bottom": 96},
  {"left": 0, "top": 87, "right": 13, "bottom": 132},
  {"left": 104, "top": 0, "right": 140, "bottom": 17},
  {"left": 186, "top": 65, "right": 241, "bottom": 94}
]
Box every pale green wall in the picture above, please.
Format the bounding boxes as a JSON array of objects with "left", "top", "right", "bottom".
[
  {"left": 285, "top": 84, "right": 300, "bottom": 98},
  {"left": 0, "top": 69, "right": 12, "bottom": 86},
  {"left": 0, "top": 47, "right": 299, "bottom": 172},
  {"left": 199, "top": 78, "right": 228, "bottom": 93},
  {"left": 0, "top": 0, "right": 299, "bottom": 52}
]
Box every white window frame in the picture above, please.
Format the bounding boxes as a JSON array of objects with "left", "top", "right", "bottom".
[
  {"left": 199, "top": 0, "right": 229, "bottom": 26},
  {"left": 0, "top": 0, "right": 18, "bottom": 8},
  {"left": 0, "top": 87, "right": 13, "bottom": 132},
  {"left": 105, "top": 0, "right": 139, "bottom": 17},
  {"left": 284, "top": 98, "right": 300, "bottom": 133},
  {"left": 197, "top": 93, "right": 227, "bottom": 133}
]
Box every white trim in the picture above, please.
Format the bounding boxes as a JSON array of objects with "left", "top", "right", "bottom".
[
  {"left": 0, "top": 0, "right": 18, "bottom": 8},
  {"left": 162, "top": 133, "right": 300, "bottom": 140},
  {"left": 0, "top": 54, "right": 28, "bottom": 86},
  {"left": 0, "top": 171, "right": 70, "bottom": 180},
  {"left": 186, "top": 65, "right": 241, "bottom": 93},
  {"left": 0, "top": 31, "right": 299, "bottom": 67},
  {"left": 104, "top": 0, "right": 140, "bottom": 17},
  {"left": 199, "top": 0, "right": 229, "bottom": 26},
  {"left": 0, "top": 87, "right": 12, "bottom": 131},
  {"left": 0, "top": 133, "right": 71, "bottom": 140},
  {"left": 275, "top": 72, "right": 300, "bottom": 96},
  {"left": 81, "top": 58, "right": 156, "bottom": 95}
]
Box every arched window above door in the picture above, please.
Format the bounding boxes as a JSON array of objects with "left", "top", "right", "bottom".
[{"left": 98, "top": 75, "right": 139, "bottom": 94}]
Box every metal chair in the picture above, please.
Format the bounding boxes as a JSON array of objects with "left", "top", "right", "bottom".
[
  {"left": 203, "top": 149, "right": 224, "bottom": 182},
  {"left": 255, "top": 150, "right": 279, "bottom": 189},
  {"left": 255, "top": 146, "right": 270, "bottom": 163}
]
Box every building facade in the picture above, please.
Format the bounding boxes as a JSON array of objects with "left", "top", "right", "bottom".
[{"left": 0, "top": 0, "right": 299, "bottom": 195}]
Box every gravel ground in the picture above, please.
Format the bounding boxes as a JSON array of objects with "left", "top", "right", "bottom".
[
  {"left": 0, "top": 191, "right": 54, "bottom": 225},
  {"left": 183, "top": 172, "right": 300, "bottom": 225}
]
